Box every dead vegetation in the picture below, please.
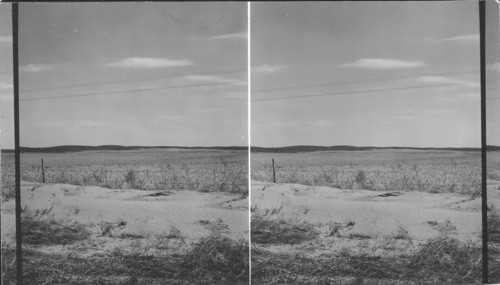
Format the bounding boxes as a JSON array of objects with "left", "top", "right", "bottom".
[
  {"left": 252, "top": 233, "right": 484, "bottom": 284},
  {"left": 251, "top": 214, "right": 318, "bottom": 245},
  {"left": 250, "top": 197, "right": 489, "bottom": 284},
  {"left": 2, "top": 208, "right": 249, "bottom": 285},
  {"left": 14, "top": 150, "right": 248, "bottom": 194},
  {"left": 1, "top": 167, "right": 15, "bottom": 201},
  {"left": 21, "top": 207, "right": 90, "bottom": 245},
  {"left": 488, "top": 205, "right": 500, "bottom": 282},
  {"left": 251, "top": 150, "right": 483, "bottom": 195},
  {"left": 1, "top": 246, "right": 247, "bottom": 285}
]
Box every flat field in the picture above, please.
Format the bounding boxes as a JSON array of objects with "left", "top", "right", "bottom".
[
  {"left": 252, "top": 149, "right": 485, "bottom": 194},
  {"left": 1, "top": 149, "right": 249, "bottom": 284},
  {"left": 251, "top": 149, "right": 500, "bottom": 284},
  {"left": 2, "top": 148, "right": 248, "bottom": 199}
]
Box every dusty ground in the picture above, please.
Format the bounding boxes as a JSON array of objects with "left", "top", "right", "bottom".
[
  {"left": 1, "top": 181, "right": 248, "bottom": 256},
  {"left": 251, "top": 180, "right": 486, "bottom": 258}
]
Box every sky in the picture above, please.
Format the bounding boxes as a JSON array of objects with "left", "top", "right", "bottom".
[
  {"left": 0, "top": 4, "right": 13, "bottom": 150},
  {"left": 486, "top": 0, "right": 500, "bottom": 147},
  {"left": 2, "top": 2, "right": 247, "bottom": 148},
  {"left": 0, "top": 2, "right": 499, "bottom": 149},
  {"left": 251, "top": 1, "right": 497, "bottom": 148}
]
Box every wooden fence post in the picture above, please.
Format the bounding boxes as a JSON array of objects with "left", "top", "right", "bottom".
[
  {"left": 272, "top": 158, "right": 276, "bottom": 183},
  {"left": 41, "top": 158, "right": 45, "bottom": 183}
]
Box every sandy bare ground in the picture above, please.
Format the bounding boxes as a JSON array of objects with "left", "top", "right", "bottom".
[
  {"left": 251, "top": 180, "right": 488, "bottom": 258},
  {"left": 1, "top": 181, "right": 248, "bottom": 256}
]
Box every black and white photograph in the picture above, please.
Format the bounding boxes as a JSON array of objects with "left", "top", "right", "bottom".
[
  {"left": 1, "top": 3, "right": 249, "bottom": 284},
  {"left": 1, "top": 1, "right": 499, "bottom": 285},
  {"left": 486, "top": 0, "right": 500, "bottom": 283},
  {"left": 250, "top": 2, "right": 496, "bottom": 284}
]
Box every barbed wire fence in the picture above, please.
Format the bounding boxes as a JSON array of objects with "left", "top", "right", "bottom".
[{"left": 251, "top": 158, "right": 500, "bottom": 195}]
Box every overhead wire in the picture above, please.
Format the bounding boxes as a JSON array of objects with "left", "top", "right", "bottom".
[
  {"left": 252, "top": 83, "right": 464, "bottom": 102},
  {"left": 20, "top": 81, "right": 238, "bottom": 102},
  {"left": 20, "top": 67, "right": 247, "bottom": 93},
  {"left": 253, "top": 69, "right": 479, "bottom": 94},
  {"left": 12, "top": 68, "right": 485, "bottom": 102}
]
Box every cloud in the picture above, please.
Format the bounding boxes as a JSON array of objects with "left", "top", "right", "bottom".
[
  {"left": 188, "top": 108, "right": 224, "bottom": 113},
  {"left": 184, "top": 74, "right": 235, "bottom": 83},
  {"left": 312, "top": 120, "right": 337, "bottom": 127},
  {"left": 105, "top": 57, "right": 192, "bottom": 69},
  {"left": 222, "top": 91, "right": 247, "bottom": 99},
  {"left": 0, "top": 36, "right": 12, "bottom": 45},
  {"left": 252, "top": 64, "right": 286, "bottom": 73},
  {"left": 431, "top": 92, "right": 479, "bottom": 102},
  {"left": 36, "top": 121, "right": 67, "bottom": 128},
  {"left": 422, "top": 108, "right": 458, "bottom": 114},
  {"left": 0, "top": 82, "right": 13, "bottom": 90},
  {"left": 184, "top": 74, "right": 247, "bottom": 86},
  {"left": 395, "top": 114, "right": 419, "bottom": 120},
  {"left": 487, "top": 60, "right": 500, "bottom": 73},
  {"left": 452, "top": 93, "right": 479, "bottom": 99},
  {"left": 0, "top": 94, "right": 13, "bottom": 102},
  {"left": 441, "top": 34, "right": 479, "bottom": 42},
  {"left": 20, "top": 64, "right": 52, "bottom": 73},
  {"left": 416, "top": 76, "right": 479, "bottom": 88},
  {"left": 208, "top": 32, "right": 247, "bottom": 41},
  {"left": 340, "top": 58, "right": 425, "bottom": 69},
  {"left": 78, "top": 120, "right": 104, "bottom": 127}
]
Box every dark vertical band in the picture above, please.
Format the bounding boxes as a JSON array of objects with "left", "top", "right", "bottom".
[
  {"left": 12, "top": 3, "right": 22, "bottom": 285},
  {"left": 479, "top": 1, "right": 488, "bottom": 283}
]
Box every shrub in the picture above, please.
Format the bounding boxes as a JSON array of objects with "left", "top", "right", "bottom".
[
  {"left": 251, "top": 214, "right": 318, "bottom": 244},
  {"left": 22, "top": 208, "right": 90, "bottom": 245}
]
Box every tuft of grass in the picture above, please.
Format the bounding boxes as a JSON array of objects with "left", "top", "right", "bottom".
[
  {"left": 2, "top": 236, "right": 248, "bottom": 284},
  {"left": 251, "top": 247, "right": 403, "bottom": 284},
  {"left": 252, "top": 235, "right": 483, "bottom": 285},
  {"left": 251, "top": 214, "right": 318, "bottom": 244},
  {"left": 179, "top": 235, "right": 249, "bottom": 282},
  {"left": 1, "top": 168, "right": 15, "bottom": 201},
  {"left": 407, "top": 236, "right": 481, "bottom": 282},
  {"left": 1, "top": 242, "right": 16, "bottom": 283},
  {"left": 488, "top": 206, "right": 500, "bottom": 244},
  {"left": 489, "top": 206, "right": 500, "bottom": 282},
  {"left": 22, "top": 208, "right": 90, "bottom": 245}
]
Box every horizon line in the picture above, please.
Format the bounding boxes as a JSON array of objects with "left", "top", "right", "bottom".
[{"left": 1, "top": 144, "right": 497, "bottom": 151}]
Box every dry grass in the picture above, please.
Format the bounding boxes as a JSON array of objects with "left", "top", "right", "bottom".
[
  {"left": 1, "top": 167, "right": 15, "bottom": 201},
  {"left": 9, "top": 150, "right": 248, "bottom": 194},
  {"left": 2, "top": 214, "right": 249, "bottom": 284},
  {"left": 489, "top": 206, "right": 500, "bottom": 244},
  {"left": 1, "top": 242, "right": 16, "bottom": 284},
  {"left": 21, "top": 207, "right": 90, "bottom": 245},
  {"left": 250, "top": 209, "right": 486, "bottom": 284},
  {"left": 252, "top": 235, "right": 483, "bottom": 284},
  {"left": 489, "top": 206, "right": 500, "bottom": 282},
  {"left": 179, "top": 235, "right": 249, "bottom": 282},
  {"left": 251, "top": 247, "right": 404, "bottom": 284},
  {"left": 252, "top": 150, "right": 482, "bottom": 194},
  {"left": 406, "top": 236, "right": 481, "bottom": 282},
  {"left": 251, "top": 211, "right": 318, "bottom": 245},
  {"left": 0, "top": 239, "right": 248, "bottom": 285}
]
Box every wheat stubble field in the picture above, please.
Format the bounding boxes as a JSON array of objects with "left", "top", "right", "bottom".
[
  {"left": 1, "top": 148, "right": 249, "bottom": 284},
  {"left": 251, "top": 149, "right": 500, "bottom": 284}
]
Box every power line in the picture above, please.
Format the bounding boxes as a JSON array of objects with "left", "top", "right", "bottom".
[
  {"left": 253, "top": 69, "right": 479, "bottom": 94},
  {"left": 20, "top": 81, "right": 238, "bottom": 102},
  {"left": 252, "top": 83, "right": 463, "bottom": 102},
  {"left": 20, "top": 67, "right": 247, "bottom": 93}
]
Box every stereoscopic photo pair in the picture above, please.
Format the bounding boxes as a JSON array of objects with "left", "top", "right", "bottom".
[{"left": 0, "top": 2, "right": 499, "bottom": 285}]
